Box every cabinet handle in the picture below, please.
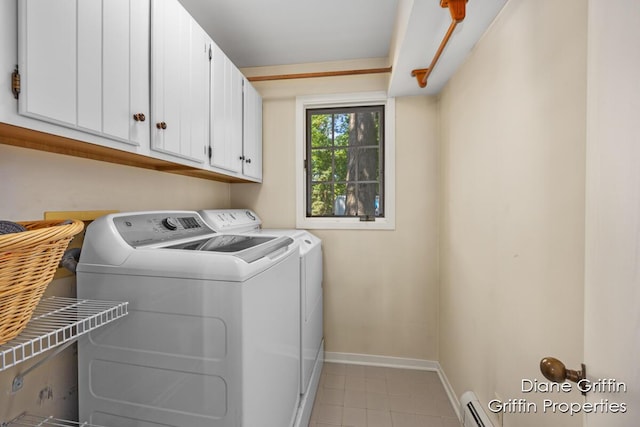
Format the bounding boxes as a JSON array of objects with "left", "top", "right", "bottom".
[
  {"left": 133, "top": 113, "right": 146, "bottom": 122},
  {"left": 239, "top": 155, "right": 245, "bottom": 161},
  {"left": 156, "top": 122, "right": 167, "bottom": 130},
  {"left": 245, "top": 158, "right": 251, "bottom": 164}
]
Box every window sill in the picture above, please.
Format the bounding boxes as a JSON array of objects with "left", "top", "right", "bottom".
[{"left": 296, "top": 216, "right": 395, "bottom": 230}]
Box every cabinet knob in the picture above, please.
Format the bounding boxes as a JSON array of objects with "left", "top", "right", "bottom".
[
  {"left": 133, "top": 113, "right": 146, "bottom": 122},
  {"left": 245, "top": 158, "right": 251, "bottom": 164},
  {"left": 239, "top": 155, "right": 245, "bottom": 161},
  {"left": 156, "top": 122, "right": 167, "bottom": 130}
]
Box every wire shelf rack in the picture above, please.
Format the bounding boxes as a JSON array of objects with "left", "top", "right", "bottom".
[
  {"left": 3, "top": 413, "right": 109, "bottom": 427},
  {"left": 0, "top": 296, "right": 128, "bottom": 372}
]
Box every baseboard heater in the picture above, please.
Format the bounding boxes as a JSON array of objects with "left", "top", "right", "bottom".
[{"left": 460, "top": 391, "right": 495, "bottom": 427}]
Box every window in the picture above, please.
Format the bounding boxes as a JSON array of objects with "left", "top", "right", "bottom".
[
  {"left": 306, "top": 106, "right": 384, "bottom": 219},
  {"left": 296, "top": 92, "right": 395, "bottom": 230}
]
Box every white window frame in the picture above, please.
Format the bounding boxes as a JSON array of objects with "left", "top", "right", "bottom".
[{"left": 295, "top": 92, "right": 395, "bottom": 230}]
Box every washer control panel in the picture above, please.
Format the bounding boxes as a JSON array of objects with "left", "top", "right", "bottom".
[{"left": 112, "top": 212, "right": 214, "bottom": 247}]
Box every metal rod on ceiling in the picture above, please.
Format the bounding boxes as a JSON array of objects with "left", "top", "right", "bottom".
[{"left": 411, "top": 0, "right": 467, "bottom": 89}]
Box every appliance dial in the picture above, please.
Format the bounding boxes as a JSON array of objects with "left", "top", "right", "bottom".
[{"left": 162, "top": 217, "right": 178, "bottom": 230}]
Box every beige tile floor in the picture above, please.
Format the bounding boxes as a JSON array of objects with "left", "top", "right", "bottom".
[{"left": 308, "top": 362, "right": 462, "bottom": 427}]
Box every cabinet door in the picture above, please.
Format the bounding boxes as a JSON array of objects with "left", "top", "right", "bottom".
[
  {"left": 78, "top": 0, "right": 150, "bottom": 145},
  {"left": 18, "top": 0, "right": 150, "bottom": 148},
  {"left": 242, "top": 80, "right": 263, "bottom": 181},
  {"left": 151, "top": 0, "right": 208, "bottom": 163},
  {"left": 107, "top": 0, "right": 149, "bottom": 145},
  {"left": 209, "top": 43, "right": 243, "bottom": 173},
  {"left": 18, "top": 0, "right": 77, "bottom": 126}
]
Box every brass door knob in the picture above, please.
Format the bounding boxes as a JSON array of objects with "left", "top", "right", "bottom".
[
  {"left": 156, "top": 122, "right": 167, "bottom": 130},
  {"left": 540, "top": 357, "right": 586, "bottom": 384},
  {"left": 133, "top": 113, "right": 146, "bottom": 122}
]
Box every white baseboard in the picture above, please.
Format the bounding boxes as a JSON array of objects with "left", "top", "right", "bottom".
[
  {"left": 324, "top": 351, "right": 461, "bottom": 420},
  {"left": 324, "top": 351, "right": 439, "bottom": 370},
  {"left": 436, "top": 362, "right": 461, "bottom": 420}
]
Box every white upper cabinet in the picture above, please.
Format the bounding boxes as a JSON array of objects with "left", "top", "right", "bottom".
[
  {"left": 209, "top": 42, "right": 244, "bottom": 174},
  {"left": 209, "top": 44, "right": 263, "bottom": 182},
  {"left": 13, "top": 0, "right": 262, "bottom": 182},
  {"left": 18, "top": 0, "right": 150, "bottom": 149},
  {"left": 242, "top": 79, "right": 263, "bottom": 181},
  {"left": 150, "top": 0, "right": 209, "bottom": 164}
]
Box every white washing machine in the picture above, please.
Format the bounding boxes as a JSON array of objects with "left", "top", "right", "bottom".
[
  {"left": 198, "top": 209, "right": 323, "bottom": 427},
  {"left": 76, "top": 211, "right": 300, "bottom": 427}
]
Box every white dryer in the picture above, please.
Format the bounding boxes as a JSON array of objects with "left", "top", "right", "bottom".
[
  {"left": 76, "top": 211, "right": 300, "bottom": 427},
  {"left": 198, "top": 209, "right": 324, "bottom": 427}
]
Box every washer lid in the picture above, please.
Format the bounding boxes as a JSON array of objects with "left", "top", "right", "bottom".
[{"left": 163, "top": 234, "right": 294, "bottom": 263}]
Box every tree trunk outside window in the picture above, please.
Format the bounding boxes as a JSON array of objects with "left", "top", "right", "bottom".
[{"left": 346, "top": 111, "right": 377, "bottom": 217}]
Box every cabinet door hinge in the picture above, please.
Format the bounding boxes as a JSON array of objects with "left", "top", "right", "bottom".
[
  {"left": 208, "top": 46, "right": 212, "bottom": 61},
  {"left": 208, "top": 146, "right": 212, "bottom": 159},
  {"left": 11, "top": 65, "right": 20, "bottom": 100}
]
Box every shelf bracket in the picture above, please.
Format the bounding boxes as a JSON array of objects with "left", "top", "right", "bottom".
[{"left": 11, "top": 339, "right": 77, "bottom": 393}]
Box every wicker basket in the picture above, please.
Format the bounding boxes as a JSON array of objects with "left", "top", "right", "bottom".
[{"left": 0, "top": 219, "right": 84, "bottom": 345}]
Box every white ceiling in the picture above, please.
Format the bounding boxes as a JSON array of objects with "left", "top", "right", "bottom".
[
  {"left": 178, "top": 0, "right": 508, "bottom": 96},
  {"left": 178, "top": 0, "right": 398, "bottom": 68}
]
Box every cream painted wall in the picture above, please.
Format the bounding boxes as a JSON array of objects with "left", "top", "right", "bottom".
[
  {"left": 584, "top": 0, "right": 640, "bottom": 425},
  {"left": 0, "top": 145, "right": 230, "bottom": 422},
  {"left": 438, "top": 0, "right": 586, "bottom": 426},
  {"left": 231, "top": 63, "right": 440, "bottom": 360},
  {"left": 0, "top": 145, "right": 230, "bottom": 220}
]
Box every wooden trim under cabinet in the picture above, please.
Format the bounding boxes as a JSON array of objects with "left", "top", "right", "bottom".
[{"left": 0, "top": 123, "right": 250, "bottom": 183}]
